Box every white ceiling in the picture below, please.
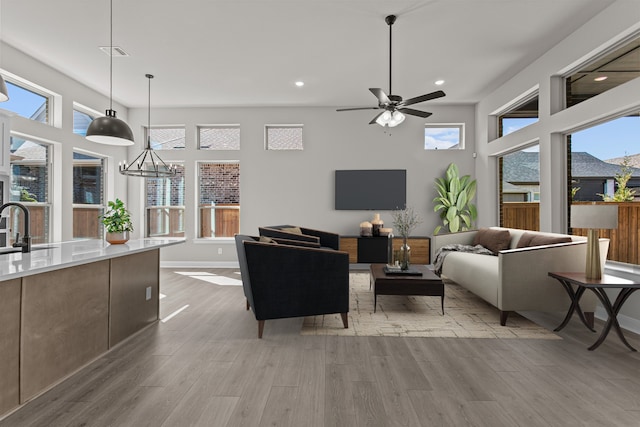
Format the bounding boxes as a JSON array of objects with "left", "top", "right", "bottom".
[{"left": 0, "top": 0, "right": 616, "bottom": 109}]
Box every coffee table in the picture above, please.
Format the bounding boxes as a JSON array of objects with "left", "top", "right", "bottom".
[{"left": 369, "top": 264, "right": 444, "bottom": 314}]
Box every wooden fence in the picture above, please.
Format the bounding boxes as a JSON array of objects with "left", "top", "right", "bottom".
[
  {"left": 199, "top": 204, "right": 240, "bottom": 238},
  {"left": 502, "top": 201, "right": 640, "bottom": 265}
]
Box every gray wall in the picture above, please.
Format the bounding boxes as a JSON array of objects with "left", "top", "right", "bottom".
[{"left": 123, "top": 105, "right": 476, "bottom": 264}]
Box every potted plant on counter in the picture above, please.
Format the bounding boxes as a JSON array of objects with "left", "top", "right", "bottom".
[{"left": 101, "top": 198, "right": 133, "bottom": 244}]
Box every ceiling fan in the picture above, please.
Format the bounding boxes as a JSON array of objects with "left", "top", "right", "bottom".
[{"left": 337, "top": 15, "right": 445, "bottom": 127}]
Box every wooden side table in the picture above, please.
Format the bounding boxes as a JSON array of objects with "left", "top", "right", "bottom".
[{"left": 548, "top": 272, "right": 640, "bottom": 351}]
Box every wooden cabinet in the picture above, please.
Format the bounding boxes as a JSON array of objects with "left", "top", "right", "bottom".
[
  {"left": 340, "top": 236, "right": 431, "bottom": 264},
  {"left": 21, "top": 261, "right": 111, "bottom": 402},
  {"left": 0, "top": 279, "right": 21, "bottom": 415},
  {"left": 109, "top": 249, "right": 160, "bottom": 346}
]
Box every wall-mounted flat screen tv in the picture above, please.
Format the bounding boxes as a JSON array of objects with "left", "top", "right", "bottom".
[{"left": 335, "top": 169, "right": 406, "bottom": 210}]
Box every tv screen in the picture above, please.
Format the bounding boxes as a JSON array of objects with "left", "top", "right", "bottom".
[{"left": 335, "top": 169, "right": 406, "bottom": 210}]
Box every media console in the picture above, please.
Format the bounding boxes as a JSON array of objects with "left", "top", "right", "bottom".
[{"left": 339, "top": 236, "right": 430, "bottom": 264}]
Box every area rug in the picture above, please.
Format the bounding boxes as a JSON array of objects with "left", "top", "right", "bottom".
[{"left": 301, "top": 272, "right": 561, "bottom": 339}]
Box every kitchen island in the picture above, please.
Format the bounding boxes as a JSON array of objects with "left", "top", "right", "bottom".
[{"left": 0, "top": 238, "right": 184, "bottom": 419}]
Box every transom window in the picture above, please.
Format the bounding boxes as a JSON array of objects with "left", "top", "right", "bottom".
[
  {"left": 2, "top": 80, "right": 50, "bottom": 124},
  {"left": 198, "top": 125, "right": 240, "bottom": 150},
  {"left": 73, "top": 103, "right": 100, "bottom": 136},
  {"left": 265, "top": 125, "right": 303, "bottom": 150},
  {"left": 565, "top": 35, "right": 640, "bottom": 108},
  {"left": 497, "top": 92, "right": 539, "bottom": 137},
  {"left": 424, "top": 124, "right": 464, "bottom": 150},
  {"left": 146, "top": 126, "right": 186, "bottom": 150}
]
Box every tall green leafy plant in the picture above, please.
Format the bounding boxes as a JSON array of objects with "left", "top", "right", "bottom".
[{"left": 433, "top": 163, "right": 477, "bottom": 234}]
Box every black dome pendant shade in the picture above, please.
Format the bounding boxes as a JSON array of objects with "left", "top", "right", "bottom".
[
  {"left": 86, "top": 109, "right": 134, "bottom": 145},
  {"left": 86, "top": 0, "right": 134, "bottom": 146}
]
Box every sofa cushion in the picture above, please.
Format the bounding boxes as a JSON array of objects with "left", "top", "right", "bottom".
[
  {"left": 472, "top": 228, "right": 511, "bottom": 254},
  {"left": 516, "top": 232, "right": 572, "bottom": 248}
]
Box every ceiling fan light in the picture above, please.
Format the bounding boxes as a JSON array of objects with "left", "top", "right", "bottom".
[
  {"left": 376, "top": 110, "right": 392, "bottom": 126},
  {"left": 388, "top": 111, "right": 405, "bottom": 127}
]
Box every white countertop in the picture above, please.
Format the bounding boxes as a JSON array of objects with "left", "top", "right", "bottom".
[{"left": 0, "top": 238, "right": 185, "bottom": 281}]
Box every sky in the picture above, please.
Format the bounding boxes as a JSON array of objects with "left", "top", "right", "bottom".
[{"left": 497, "top": 116, "right": 639, "bottom": 160}]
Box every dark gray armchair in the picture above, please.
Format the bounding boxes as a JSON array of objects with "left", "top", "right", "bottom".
[{"left": 235, "top": 234, "right": 349, "bottom": 338}]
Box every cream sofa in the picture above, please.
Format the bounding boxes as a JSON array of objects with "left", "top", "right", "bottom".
[{"left": 431, "top": 227, "right": 609, "bottom": 326}]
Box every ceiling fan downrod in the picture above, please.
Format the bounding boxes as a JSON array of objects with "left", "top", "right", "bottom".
[{"left": 386, "top": 15, "right": 396, "bottom": 97}]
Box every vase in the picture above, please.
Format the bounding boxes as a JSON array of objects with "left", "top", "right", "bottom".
[
  {"left": 398, "top": 237, "right": 411, "bottom": 270},
  {"left": 106, "top": 231, "right": 129, "bottom": 245},
  {"left": 371, "top": 213, "right": 384, "bottom": 236}
]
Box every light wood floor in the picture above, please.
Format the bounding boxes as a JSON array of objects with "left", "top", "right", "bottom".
[{"left": 2, "top": 268, "right": 640, "bottom": 427}]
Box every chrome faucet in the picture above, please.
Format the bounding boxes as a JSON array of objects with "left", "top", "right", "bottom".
[{"left": 0, "top": 202, "right": 31, "bottom": 253}]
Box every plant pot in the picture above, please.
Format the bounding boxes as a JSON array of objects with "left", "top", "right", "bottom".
[{"left": 106, "top": 231, "right": 130, "bottom": 245}]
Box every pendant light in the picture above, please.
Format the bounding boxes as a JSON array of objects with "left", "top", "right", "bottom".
[
  {"left": 86, "top": 0, "right": 134, "bottom": 146},
  {"left": 119, "top": 74, "right": 176, "bottom": 178}
]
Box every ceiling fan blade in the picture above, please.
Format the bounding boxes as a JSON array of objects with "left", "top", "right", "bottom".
[
  {"left": 369, "top": 88, "right": 391, "bottom": 105},
  {"left": 399, "top": 90, "right": 446, "bottom": 107},
  {"left": 398, "top": 107, "right": 432, "bottom": 118},
  {"left": 369, "top": 111, "right": 386, "bottom": 125},
  {"left": 336, "top": 107, "right": 380, "bottom": 112}
]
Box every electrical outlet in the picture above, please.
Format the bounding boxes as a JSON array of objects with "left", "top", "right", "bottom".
[
  {"left": 218, "top": 248, "right": 223, "bottom": 255},
  {"left": 145, "top": 286, "right": 152, "bottom": 301}
]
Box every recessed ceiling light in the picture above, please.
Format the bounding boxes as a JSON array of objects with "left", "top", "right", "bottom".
[
  {"left": 594, "top": 76, "right": 608, "bottom": 82},
  {"left": 295, "top": 81, "right": 304, "bottom": 87},
  {"left": 435, "top": 80, "right": 445, "bottom": 86}
]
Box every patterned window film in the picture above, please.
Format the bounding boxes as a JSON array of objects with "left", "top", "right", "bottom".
[
  {"left": 265, "top": 125, "right": 303, "bottom": 150},
  {"left": 198, "top": 125, "right": 240, "bottom": 150}
]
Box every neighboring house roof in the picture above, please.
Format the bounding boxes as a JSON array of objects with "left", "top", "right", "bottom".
[
  {"left": 503, "top": 151, "right": 640, "bottom": 184},
  {"left": 11, "top": 140, "right": 46, "bottom": 162},
  {"left": 502, "top": 181, "right": 528, "bottom": 194},
  {"left": 605, "top": 153, "right": 640, "bottom": 168}
]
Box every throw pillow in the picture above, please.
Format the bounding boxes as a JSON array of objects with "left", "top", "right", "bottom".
[
  {"left": 259, "top": 236, "right": 277, "bottom": 244},
  {"left": 516, "top": 232, "right": 572, "bottom": 248},
  {"left": 281, "top": 227, "right": 303, "bottom": 235},
  {"left": 472, "top": 228, "right": 511, "bottom": 254}
]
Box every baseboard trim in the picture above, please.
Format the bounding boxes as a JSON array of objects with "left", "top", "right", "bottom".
[
  {"left": 160, "top": 261, "right": 240, "bottom": 269},
  {"left": 595, "top": 308, "right": 640, "bottom": 336}
]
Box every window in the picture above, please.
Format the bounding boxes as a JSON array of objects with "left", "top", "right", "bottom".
[
  {"left": 198, "top": 125, "right": 240, "bottom": 150},
  {"left": 198, "top": 162, "right": 240, "bottom": 238},
  {"left": 499, "top": 145, "right": 540, "bottom": 231},
  {"left": 265, "top": 125, "right": 303, "bottom": 150},
  {"left": 72, "top": 152, "right": 105, "bottom": 239},
  {"left": 147, "top": 127, "right": 186, "bottom": 150},
  {"left": 565, "top": 35, "right": 640, "bottom": 108},
  {"left": 568, "top": 113, "right": 640, "bottom": 202},
  {"left": 10, "top": 136, "right": 51, "bottom": 243},
  {"left": 497, "top": 92, "right": 539, "bottom": 137},
  {"left": 2, "top": 80, "right": 50, "bottom": 124},
  {"left": 424, "top": 124, "right": 464, "bottom": 150},
  {"left": 73, "top": 103, "right": 100, "bottom": 136},
  {"left": 145, "top": 164, "right": 185, "bottom": 238}
]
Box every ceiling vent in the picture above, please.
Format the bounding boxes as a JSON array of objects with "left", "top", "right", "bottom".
[{"left": 99, "top": 46, "right": 129, "bottom": 57}]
